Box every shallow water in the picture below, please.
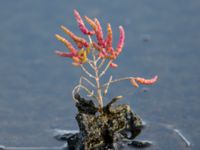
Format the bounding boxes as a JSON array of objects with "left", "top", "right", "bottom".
[{"left": 0, "top": 0, "right": 199, "bottom": 149}]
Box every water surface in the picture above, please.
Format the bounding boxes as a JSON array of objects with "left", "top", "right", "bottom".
[{"left": 0, "top": 0, "right": 199, "bottom": 149}]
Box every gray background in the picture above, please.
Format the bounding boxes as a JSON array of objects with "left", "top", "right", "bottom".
[{"left": 0, "top": 0, "right": 199, "bottom": 149}]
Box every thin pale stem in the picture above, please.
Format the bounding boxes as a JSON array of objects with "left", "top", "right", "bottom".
[
  {"left": 98, "top": 58, "right": 105, "bottom": 69},
  {"left": 90, "top": 47, "right": 103, "bottom": 112},
  {"left": 87, "top": 59, "right": 95, "bottom": 70},
  {"left": 95, "top": 56, "right": 101, "bottom": 64},
  {"left": 92, "top": 47, "right": 96, "bottom": 62},
  {"left": 72, "top": 84, "right": 97, "bottom": 102},
  {"left": 103, "top": 75, "right": 113, "bottom": 96},
  {"left": 81, "top": 65, "right": 95, "bottom": 79},
  {"left": 94, "top": 67, "right": 103, "bottom": 112},
  {"left": 102, "top": 76, "right": 134, "bottom": 88},
  {"left": 88, "top": 35, "right": 97, "bottom": 61},
  {"left": 99, "top": 60, "right": 112, "bottom": 77},
  {"left": 85, "top": 35, "right": 104, "bottom": 112},
  {"left": 88, "top": 35, "right": 93, "bottom": 44},
  {"left": 80, "top": 76, "right": 96, "bottom": 88}
]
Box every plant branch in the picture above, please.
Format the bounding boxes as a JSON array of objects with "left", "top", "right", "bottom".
[
  {"left": 94, "top": 67, "right": 103, "bottom": 112},
  {"left": 102, "top": 76, "right": 134, "bottom": 88},
  {"left": 95, "top": 56, "right": 101, "bottom": 64},
  {"left": 72, "top": 84, "right": 97, "bottom": 102},
  {"left": 91, "top": 47, "right": 103, "bottom": 112},
  {"left": 87, "top": 59, "right": 95, "bottom": 70},
  {"left": 80, "top": 76, "right": 96, "bottom": 88},
  {"left": 98, "top": 58, "right": 105, "bottom": 69},
  {"left": 99, "top": 60, "right": 112, "bottom": 77},
  {"left": 103, "top": 75, "right": 112, "bottom": 96},
  {"left": 81, "top": 65, "right": 95, "bottom": 79}
]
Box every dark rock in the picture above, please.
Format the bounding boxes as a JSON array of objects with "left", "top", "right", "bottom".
[
  {"left": 128, "top": 140, "right": 152, "bottom": 148},
  {"left": 75, "top": 93, "right": 98, "bottom": 115},
  {"left": 58, "top": 94, "right": 151, "bottom": 150}
]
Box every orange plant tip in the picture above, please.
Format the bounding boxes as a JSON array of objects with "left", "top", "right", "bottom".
[
  {"left": 74, "top": 10, "right": 95, "bottom": 35},
  {"left": 72, "top": 62, "right": 81, "bottom": 67},
  {"left": 55, "top": 34, "right": 68, "bottom": 44},
  {"left": 105, "top": 23, "right": 113, "bottom": 50},
  {"left": 60, "top": 25, "right": 89, "bottom": 48},
  {"left": 55, "top": 34, "right": 61, "bottom": 39},
  {"left": 60, "top": 25, "right": 66, "bottom": 30},
  {"left": 135, "top": 75, "right": 158, "bottom": 85},
  {"left": 84, "top": 16, "right": 97, "bottom": 30},
  {"left": 55, "top": 34, "right": 78, "bottom": 54},
  {"left": 72, "top": 56, "right": 81, "bottom": 63}
]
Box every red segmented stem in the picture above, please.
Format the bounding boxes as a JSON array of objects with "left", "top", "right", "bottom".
[
  {"left": 99, "top": 50, "right": 109, "bottom": 58},
  {"left": 94, "top": 18, "right": 105, "bottom": 47},
  {"left": 55, "top": 34, "right": 77, "bottom": 54},
  {"left": 135, "top": 75, "right": 158, "bottom": 85},
  {"left": 74, "top": 9, "right": 95, "bottom": 35},
  {"left": 55, "top": 50, "right": 75, "bottom": 57},
  {"left": 92, "top": 42, "right": 103, "bottom": 52},
  {"left": 61, "top": 25, "right": 89, "bottom": 48},
  {"left": 105, "top": 23, "right": 113, "bottom": 50},
  {"left": 116, "top": 26, "right": 125, "bottom": 55},
  {"left": 85, "top": 16, "right": 105, "bottom": 48},
  {"left": 84, "top": 16, "right": 97, "bottom": 30}
]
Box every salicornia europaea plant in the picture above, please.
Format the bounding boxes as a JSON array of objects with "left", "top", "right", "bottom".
[{"left": 55, "top": 10, "right": 158, "bottom": 112}]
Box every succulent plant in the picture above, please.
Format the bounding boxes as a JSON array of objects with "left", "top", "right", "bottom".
[{"left": 55, "top": 9, "right": 158, "bottom": 112}]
